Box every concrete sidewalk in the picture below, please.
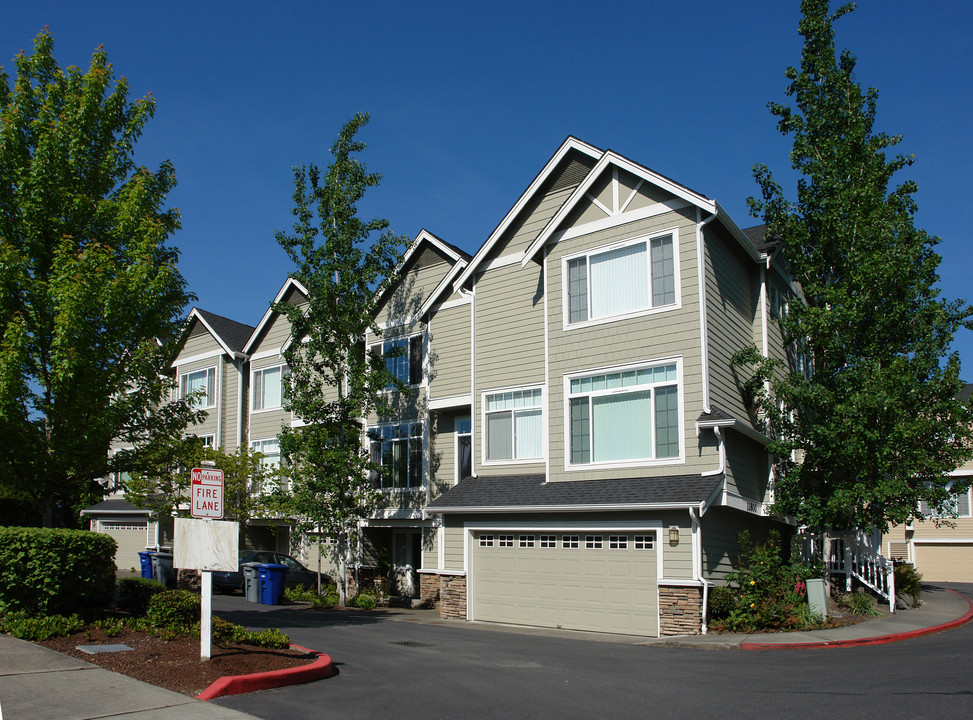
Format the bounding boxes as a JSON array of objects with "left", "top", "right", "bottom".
[
  {"left": 637, "top": 585, "right": 973, "bottom": 649},
  {"left": 0, "top": 634, "right": 258, "bottom": 720}
]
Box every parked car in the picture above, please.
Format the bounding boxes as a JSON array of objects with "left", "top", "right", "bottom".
[{"left": 212, "top": 550, "right": 331, "bottom": 594}]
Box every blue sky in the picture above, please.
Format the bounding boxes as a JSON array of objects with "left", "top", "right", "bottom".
[{"left": 4, "top": 1, "right": 972, "bottom": 375}]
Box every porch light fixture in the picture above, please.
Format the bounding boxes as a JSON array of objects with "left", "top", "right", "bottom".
[{"left": 668, "top": 526, "right": 679, "bottom": 546}]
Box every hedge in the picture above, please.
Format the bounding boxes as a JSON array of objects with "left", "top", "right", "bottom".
[{"left": 0, "top": 527, "right": 116, "bottom": 617}]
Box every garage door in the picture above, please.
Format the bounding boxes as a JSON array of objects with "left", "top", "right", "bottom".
[
  {"left": 472, "top": 532, "right": 658, "bottom": 636},
  {"left": 101, "top": 521, "right": 151, "bottom": 570},
  {"left": 915, "top": 543, "right": 973, "bottom": 582}
]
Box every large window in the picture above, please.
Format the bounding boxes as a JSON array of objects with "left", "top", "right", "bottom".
[
  {"left": 250, "top": 438, "right": 280, "bottom": 468},
  {"left": 920, "top": 484, "right": 972, "bottom": 518},
  {"left": 374, "top": 336, "right": 423, "bottom": 387},
  {"left": 567, "top": 362, "right": 680, "bottom": 465},
  {"left": 252, "top": 364, "right": 286, "bottom": 411},
  {"left": 369, "top": 423, "right": 422, "bottom": 489},
  {"left": 180, "top": 366, "right": 216, "bottom": 408},
  {"left": 484, "top": 388, "right": 543, "bottom": 461},
  {"left": 566, "top": 233, "right": 676, "bottom": 326}
]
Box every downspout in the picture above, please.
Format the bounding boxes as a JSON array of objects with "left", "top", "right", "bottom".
[
  {"left": 696, "top": 208, "right": 718, "bottom": 413},
  {"left": 689, "top": 506, "right": 709, "bottom": 634},
  {"left": 463, "top": 285, "right": 476, "bottom": 478},
  {"left": 216, "top": 360, "right": 223, "bottom": 450},
  {"left": 236, "top": 357, "right": 245, "bottom": 450}
]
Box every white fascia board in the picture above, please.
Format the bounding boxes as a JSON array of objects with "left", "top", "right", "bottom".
[
  {"left": 695, "top": 418, "right": 772, "bottom": 447},
  {"left": 243, "top": 277, "right": 308, "bottom": 355},
  {"left": 186, "top": 309, "right": 237, "bottom": 358},
  {"left": 453, "top": 137, "right": 602, "bottom": 291},
  {"left": 522, "top": 151, "right": 718, "bottom": 266},
  {"left": 912, "top": 537, "right": 973, "bottom": 544},
  {"left": 419, "top": 258, "right": 469, "bottom": 319},
  {"left": 428, "top": 394, "right": 472, "bottom": 410},
  {"left": 80, "top": 508, "right": 153, "bottom": 516},
  {"left": 374, "top": 229, "right": 467, "bottom": 313},
  {"left": 426, "top": 501, "right": 705, "bottom": 515},
  {"left": 170, "top": 347, "right": 225, "bottom": 370}
]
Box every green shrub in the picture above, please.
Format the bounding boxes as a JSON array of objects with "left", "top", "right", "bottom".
[
  {"left": 93, "top": 617, "right": 125, "bottom": 637},
  {"left": 283, "top": 584, "right": 318, "bottom": 603},
  {"left": 708, "top": 530, "right": 825, "bottom": 633},
  {"left": 145, "top": 590, "right": 200, "bottom": 630},
  {"left": 0, "top": 611, "right": 85, "bottom": 641},
  {"left": 210, "top": 616, "right": 290, "bottom": 648},
  {"left": 117, "top": 577, "right": 166, "bottom": 616},
  {"left": 313, "top": 588, "right": 340, "bottom": 609},
  {"left": 707, "top": 585, "right": 735, "bottom": 620},
  {"left": 0, "top": 527, "right": 116, "bottom": 617},
  {"left": 349, "top": 590, "right": 377, "bottom": 610},
  {"left": 839, "top": 590, "right": 881, "bottom": 617},
  {"left": 894, "top": 564, "right": 923, "bottom": 605}
]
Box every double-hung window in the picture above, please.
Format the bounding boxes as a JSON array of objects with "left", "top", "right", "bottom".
[
  {"left": 920, "top": 484, "right": 972, "bottom": 518},
  {"left": 252, "top": 364, "right": 286, "bottom": 411},
  {"left": 375, "top": 336, "right": 424, "bottom": 387},
  {"left": 484, "top": 387, "right": 543, "bottom": 461},
  {"left": 250, "top": 438, "right": 281, "bottom": 469},
  {"left": 567, "top": 361, "right": 680, "bottom": 465},
  {"left": 566, "top": 232, "right": 676, "bottom": 326},
  {"left": 180, "top": 367, "right": 216, "bottom": 408},
  {"left": 369, "top": 423, "right": 422, "bottom": 489}
]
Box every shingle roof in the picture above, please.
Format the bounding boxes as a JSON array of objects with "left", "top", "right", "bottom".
[
  {"left": 742, "top": 224, "right": 782, "bottom": 254},
  {"left": 194, "top": 309, "right": 256, "bottom": 354},
  {"left": 960, "top": 384, "right": 973, "bottom": 404},
  {"left": 425, "top": 473, "right": 724, "bottom": 512},
  {"left": 697, "top": 405, "right": 736, "bottom": 424}
]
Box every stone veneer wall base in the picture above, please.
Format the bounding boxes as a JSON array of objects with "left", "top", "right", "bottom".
[{"left": 659, "top": 586, "right": 703, "bottom": 636}]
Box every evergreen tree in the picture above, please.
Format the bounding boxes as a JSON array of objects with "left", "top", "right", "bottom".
[
  {"left": 276, "top": 114, "right": 407, "bottom": 600},
  {"left": 736, "top": 0, "right": 973, "bottom": 533}
]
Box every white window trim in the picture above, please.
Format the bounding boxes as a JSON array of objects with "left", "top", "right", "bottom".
[
  {"left": 179, "top": 365, "right": 217, "bottom": 410},
  {"left": 455, "top": 417, "right": 472, "bottom": 485},
  {"left": 562, "top": 356, "right": 685, "bottom": 471},
  {"left": 368, "top": 332, "right": 427, "bottom": 389},
  {"left": 480, "top": 385, "right": 546, "bottom": 466},
  {"left": 368, "top": 420, "right": 425, "bottom": 491},
  {"left": 561, "top": 228, "right": 681, "bottom": 331},
  {"left": 251, "top": 363, "right": 287, "bottom": 414}
]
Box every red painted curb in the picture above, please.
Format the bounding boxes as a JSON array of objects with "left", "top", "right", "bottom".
[
  {"left": 740, "top": 589, "right": 973, "bottom": 651},
  {"left": 196, "top": 645, "right": 333, "bottom": 700}
]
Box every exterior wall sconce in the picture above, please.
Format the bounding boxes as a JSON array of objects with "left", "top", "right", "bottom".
[{"left": 668, "top": 526, "right": 679, "bottom": 546}]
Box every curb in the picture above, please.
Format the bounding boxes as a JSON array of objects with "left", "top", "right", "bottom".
[
  {"left": 739, "top": 589, "right": 973, "bottom": 651},
  {"left": 196, "top": 645, "right": 333, "bottom": 700}
]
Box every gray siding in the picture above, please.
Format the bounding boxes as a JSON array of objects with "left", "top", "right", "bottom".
[
  {"left": 704, "top": 224, "right": 759, "bottom": 425},
  {"left": 422, "top": 526, "right": 439, "bottom": 569},
  {"left": 701, "top": 508, "right": 785, "bottom": 582},
  {"left": 724, "top": 433, "right": 770, "bottom": 502},
  {"left": 428, "top": 302, "right": 471, "bottom": 400},
  {"left": 443, "top": 522, "right": 465, "bottom": 571}
]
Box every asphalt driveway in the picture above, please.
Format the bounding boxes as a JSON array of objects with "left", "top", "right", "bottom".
[{"left": 211, "top": 590, "right": 973, "bottom": 720}]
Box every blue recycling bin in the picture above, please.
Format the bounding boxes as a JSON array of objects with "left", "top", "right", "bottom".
[
  {"left": 138, "top": 551, "right": 156, "bottom": 579},
  {"left": 257, "top": 563, "right": 288, "bottom": 605}
]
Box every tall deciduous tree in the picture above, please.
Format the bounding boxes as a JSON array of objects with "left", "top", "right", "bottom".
[
  {"left": 735, "top": 1, "right": 973, "bottom": 533},
  {"left": 276, "top": 114, "right": 407, "bottom": 601},
  {"left": 0, "top": 32, "right": 199, "bottom": 526}
]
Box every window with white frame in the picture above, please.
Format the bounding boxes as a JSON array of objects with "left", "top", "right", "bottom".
[
  {"left": 566, "top": 232, "right": 676, "bottom": 326},
  {"left": 252, "top": 364, "right": 286, "bottom": 411},
  {"left": 568, "top": 362, "right": 680, "bottom": 465},
  {"left": 519, "top": 535, "right": 535, "bottom": 548},
  {"left": 484, "top": 387, "right": 543, "bottom": 461},
  {"left": 585, "top": 535, "right": 603, "bottom": 549},
  {"left": 562, "top": 535, "right": 579, "bottom": 549},
  {"left": 920, "top": 483, "right": 972, "bottom": 518},
  {"left": 180, "top": 366, "right": 216, "bottom": 408},
  {"left": 540, "top": 535, "right": 556, "bottom": 548},
  {"left": 250, "top": 438, "right": 281, "bottom": 469},
  {"left": 372, "top": 335, "right": 423, "bottom": 387},
  {"left": 479, "top": 534, "right": 495, "bottom": 547},
  {"left": 609, "top": 535, "right": 628, "bottom": 549},
  {"left": 634, "top": 535, "right": 654, "bottom": 550},
  {"left": 369, "top": 422, "right": 422, "bottom": 489},
  {"left": 498, "top": 535, "right": 514, "bottom": 547}
]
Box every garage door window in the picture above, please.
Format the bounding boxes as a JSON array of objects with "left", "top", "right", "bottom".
[
  {"left": 609, "top": 536, "right": 628, "bottom": 549},
  {"left": 585, "top": 535, "right": 604, "bottom": 549},
  {"left": 479, "top": 535, "right": 495, "bottom": 547},
  {"left": 499, "top": 535, "right": 514, "bottom": 547},
  {"left": 519, "top": 535, "right": 535, "bottom": 548},
  {"left": 634, "top": 535, "right": 654, "bottom": 550},
  {"left": 562, "top": 535, "right": 579, "bottom": 549},
  {"left": 540, "top": 535, "right": 556, "bottom": 548}
]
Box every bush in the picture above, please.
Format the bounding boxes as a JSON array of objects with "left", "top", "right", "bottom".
[
  {"left": 894, "top": 564, "right": 923, "bottom": 605},
  {"left": 145, "top": 590, "right": 200, "bottom": 630},
  {"left": 0, "top": 527, "right": 116, "bottom": 617},
  {"left": 210, "top": 616, "right": 290, "bottom": 648},
  {"left": 0, "top": 611, "right": 85, "bottom": 641},
  {"left": 117, "top": 577, "right": 166, "bottom": 616},
  {"left": 283, "top": 584, "right": 318, "bottom": 603},
  {"left": 349, "top": 590, "right": 377, "bottom": 610},
  {"left": 707, "top": 585, "right": 735, "bottom": 620},
  {"left": 839, "top": 590, "right": 881, "bottom": 617},
  {"left": 708, "top": 530, "right": 824, "bottom": 633}
]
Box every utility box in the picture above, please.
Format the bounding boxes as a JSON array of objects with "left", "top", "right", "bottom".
[{"left": 807, "top": 578, "right": 829, "bottom": 619}]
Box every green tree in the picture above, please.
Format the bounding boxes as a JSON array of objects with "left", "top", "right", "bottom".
[
  {"left": 276, "top": 113, "right": 407, "bottom": 601},
  {"left": 735, "top": 1, "right": 973, "bottom": 533},
  {"left": 0, "top": 32, "right": 199, "bottom": 526},
  {"left": 124, "top": 440, "right": 286, "bottom": 529}
]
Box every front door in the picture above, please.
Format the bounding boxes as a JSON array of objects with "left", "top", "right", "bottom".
[{"left": 392, "top": 530, "right": 420, "bottom": 597}]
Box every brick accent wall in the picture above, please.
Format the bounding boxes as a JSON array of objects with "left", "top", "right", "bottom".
[
  {"left": 419, "top": 572, "right": 440, "bottom": 608},
  {"left": 439, "top": 575, "right": 467, "bottom": 619},
  {"left": 659, "top": 586, "right": 702, "bottom": 636}
]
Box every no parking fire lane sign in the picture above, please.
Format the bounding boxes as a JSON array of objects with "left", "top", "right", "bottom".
[{"left": 190, "top": 467, "right": 224, "bottom": 519}]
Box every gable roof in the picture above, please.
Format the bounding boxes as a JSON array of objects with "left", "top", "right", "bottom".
[
  {"left": 742, "top": 224, "right": 783, "bottom": 254},
  {"left": 182, "top": 308, "right": 255, "bottom": 360},
  {"left": 424, "top": 473, "right": 724, "bottom": 514},
  {"left": 243, "top": 277, "right": 309, "bottom": 355},
  {"left": 451, "top": 136, "right": 602, "bottom": 292}
]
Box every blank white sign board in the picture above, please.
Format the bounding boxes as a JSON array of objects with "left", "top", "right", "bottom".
[{"left": 173, "top": 518, "right": 239, "bottom": 572}]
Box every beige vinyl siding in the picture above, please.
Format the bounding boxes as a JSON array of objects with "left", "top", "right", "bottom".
[
  {"left": 175, "top": 354, "right": 223, "bottom": 442},
  {"left": 299, "top": 536, "right": 340, "bottom": 582},
  {"left": 659, "top": 514, "right": 694, "bottom": 580},
  {"left": 249, "top": 354, "right": 288, "bottom": 443},
  {"left": 704, "top": 224, "right": 759, "bottom": 425},
  {"left": 253, "top": 311, "right": 295, "bottom": 356},
  {"left": 443, "top": 523, "right": 465, "bottom": 571},
  {"left": 487, "top": 185, "right": 577, "bottom": 260},
  {"left": 179, "top": 328, "right": 223, "bottom": 360},
  {"left": 428, "top": 302, "right": 471, "bottom": 399},
  {"left": 545, "top": 205, "right": 716, "bottom": 482},
  {"left": 422, "top": 526, "right": 439, "bottom": 569},
  {"left": 724, "top": 434, "right": 770, "bottom": 502},
  {"left": 701, "top": 508, "right": 786, "bottom": 582},
  {"left": 911, "top": 517, "right": 973, "bottom": 541},
  {"left": 429, "top": 412, "right": 457, "bottom": 499},
  {"left": 221, "top": 357, "right": 242, "bottom": 451},
  {"left": 376, "top": 253, "right": 452, "bottom": 328}
]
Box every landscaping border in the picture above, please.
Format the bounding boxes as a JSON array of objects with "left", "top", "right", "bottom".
[{"left": 196, "top": 645, "right": 333, "bottom": 700}]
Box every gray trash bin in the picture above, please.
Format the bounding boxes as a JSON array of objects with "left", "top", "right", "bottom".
[
  {"left": 151, "top": 552, "right": 174, "bottom": 588},
  {"left": 242, "top": 563, "right": 260, "bottom": 603}
]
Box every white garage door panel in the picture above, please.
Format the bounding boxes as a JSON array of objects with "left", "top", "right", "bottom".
[
  {"left": 473, "top": 532, "right": 658, "bottom": 636},
  {"left": 102, "top": 521, "right": 151, "bottom": 570},
  {"left": 915, "top": 543, "right": 973, "bottom": 582}
]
